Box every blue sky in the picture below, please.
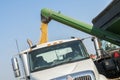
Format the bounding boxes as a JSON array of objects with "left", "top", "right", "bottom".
[{"left": 0, "top": 0, "right": 112, "bottom": 80}]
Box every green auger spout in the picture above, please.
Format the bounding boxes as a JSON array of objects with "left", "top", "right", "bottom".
[{"left": 41, "top": 8, "right": 120, "bottom": 46}]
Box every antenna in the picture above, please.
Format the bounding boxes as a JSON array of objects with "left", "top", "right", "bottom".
[{"left": 16, "top": 40, "right": 20, "bottom": 53}]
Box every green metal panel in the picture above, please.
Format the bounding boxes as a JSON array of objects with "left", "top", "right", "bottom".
[
  {"left": 106, "top": 18, "right": 120, "bottom": 35},
  {"left": 92, "top": 0, "right": 120, "bottom": 38},
  {"left": 41, "top": 8, "right": 120, "bottom": 46}
]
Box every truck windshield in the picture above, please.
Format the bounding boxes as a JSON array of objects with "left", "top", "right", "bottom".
[{"left": 28, "top": 40, "right": 89, "bottom": 72}]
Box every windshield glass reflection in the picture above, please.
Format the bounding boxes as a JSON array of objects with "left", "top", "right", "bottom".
[{"left": 28, "top": 40, "right": 89, "bottom": 72}]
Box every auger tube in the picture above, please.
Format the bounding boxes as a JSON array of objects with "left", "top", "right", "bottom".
[{"left": 41, "top": 8, "right": 120, "bottom": 46}]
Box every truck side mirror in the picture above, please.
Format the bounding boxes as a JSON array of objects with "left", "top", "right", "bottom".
[{"left": 11, "top": 57, "right": 21, "bottom": 77}]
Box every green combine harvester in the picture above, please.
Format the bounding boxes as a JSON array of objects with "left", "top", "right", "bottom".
[{"left": 41, "top": 8, "right": 120, "bottom": 46}]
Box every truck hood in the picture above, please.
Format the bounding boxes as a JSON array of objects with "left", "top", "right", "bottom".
[{"left": 30, "top": 59, "right": 99, "bottom": 80}]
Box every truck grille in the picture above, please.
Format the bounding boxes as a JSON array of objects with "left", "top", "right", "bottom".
[
  {"left": 74, "top": 75, "right": 91, "bottom": 80},
  {"left": 52, "top": 70, "right": 95, "bottom": 80}
]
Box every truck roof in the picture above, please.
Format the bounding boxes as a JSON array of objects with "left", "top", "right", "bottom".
[{"left": 20, "top": 38, "right": 80, "bottom": 54}]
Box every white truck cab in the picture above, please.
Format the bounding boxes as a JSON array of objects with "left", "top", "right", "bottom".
[{"left": 11, "top": 38, "right": 107, "bottom": 80}]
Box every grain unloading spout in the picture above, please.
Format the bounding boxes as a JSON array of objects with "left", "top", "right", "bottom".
[{"left": 41, "top": 8, "right": 120, "bottom": 46}]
